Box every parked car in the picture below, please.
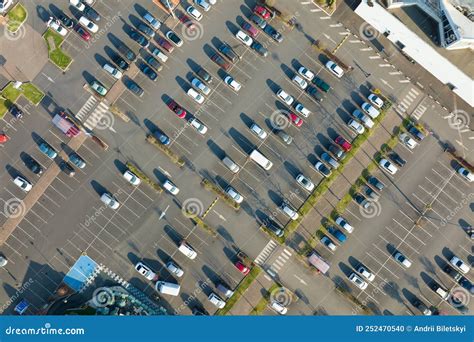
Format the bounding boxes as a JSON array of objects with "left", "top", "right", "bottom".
[
  {"left": 352, "top": 109, "right": 374, "bottom": 129},
  {"left": 102, "top": 63, "right": 123, "bottom": 79},
  {"left": 100, "top": 192, "right": 119, "bottom": 210},
  {"left": 354, "top": 193, "right": 370, "bottom": 209},
  {"left": 90, "top": 80, "right": 107, "bottom": 96},
  {"left": 250, "top": 14, "right": 267, "bottom": 29},
  {"left": 197, "top": 66, "right": 212, "bottom": 83},
  {"left": 251, "top": 41, "right": 268, "bottom": 57},
  {"left": 349, "top": 272, "right": 368, "bottom": 290},
  {"left": 224, "top": 76, "right": 241, "bottom": 92},
  {"left": 141, "top": 11, "right": 161, "bottom": 30},
  {"left": 130, "top": 30, "right": 149, "bottom": 48},
  {"left": 361, "top": 185, "right": 379, "bottom": 201},
  {"left": 166, "top": 30, "right": 183, "bottom": 47},
  {"left": 167, "top": 100, "right": 186, "bottom": 119},
  {"left": 166, "top": 261, "right": 184, "bottom": 277},
  {"left": 145, "top": 55, "right": 162, "bottom": 71},
  {"left": 126, "top": 80, "right": 144, "bottom": 97},
  {"left": 357, "top": 265, "right": 375, "bottom": 281},
  {"left": 83, "top": 5, "right": 100, "bottom": 21},
  {"left": 388, "top": 152, "right": 406, "bottom": 167},
  {"left": 263, "top": 219, "right": 284, "bottom": 238},
  {"left": 306, "top": 85, "right": 323, "bottom": 102},
  {"left": 241, "top": 21, "right": 259, "bottom": 38},
  {"left": 368, "top": 93, "right": 384, "bottom": 108},
  {"left": 314, "top": 160, "right": 331, "bottom": 177},
  {"left": 187, "top": 87, "right": 204, "bottom": 104},
  {"left": 69, "top": 153, "right": 86, "bottom": 168},
  {"left": 298, "top": 66, "right": 315, "bottom": 81},
  {"left": 38, "top": 142, "right": 57, "bottom": 159},
  {"left": 117, "top": 43, "right": 137, "bottom": 61},
  {"left": 253, "top": 5, "right": 272, "bottom": 19},
  {"left": 413, "top": 298, "right": 434, "bottom": 316},
  {"left": 327, "top": 226, "right": 346, "bottom": 243},
  {"left": 292, "top": 74, "right": 308, "bottom": 90},
  {"left": 347, "top": 119, "right": 365, "bottom": 134},
  {"left": 380, "top": 158, "right": 398, "bottom": 174},
  {"left": 13, "top": 176, "right": 32, "bottom": 192},
  {"left": 163, "top": 179, "right": 179, "bottom": 195},
  {"left": 321, "top": 152, "right": 339, "bottom": 169},
  {"left": 296, "top": 174, "right": 314, "bottom": 192},
  {"left": 250, "top": 123, "right": 267, "bottom": 139},
  {"left": 59, "top": 13, "right": 74, "bottom": 29},
  {"left": 328, "top": 144, "right": 346, "bottom": 160},
  {"left": 188, "top": 117, "right": 207, "bottom": 134},
  {"left": 137, "top": 22, "right": 155, "bottom": 38},
  {"left": 276, "top": 130, "right": 292, "bottom": 145},
  {"left": 271, "top": 301, "right": 288, "bottom": 315},
  {"left": 149, "top": 45, "right": 168, "bottom": 63},
  {"left": 178, "top": 240, "right": 197, "bottom": 259},
  {"left": 186, "top": 6, "right": 203, "bottom": 21},
  {"left": 219, "top": 42, "right": 239, "bottom": 62},
  {"left": 123, "top": 170, "right": 141, "bottom": 185},
  {"left": 235, "top": 261, "right": 250, "bottom": 275},
  {"left": 112, "top": 54, "right": 129, "bottom": 70},
  {"left": 74, "top": 23, "right": 91, "bottom": 41},
  {"left": 263, "top": 24, "right": 283, "bottom": 42},
  {"left": 334, "top": 136, "right": 352, "bottom": 152},
  {"left": 47, "top": 17, "right": 67, "bottom": 36},
  {"left": 156, "top": 36, "right": 174, "bottom": 53},
  {"left": 235, "top": 30, "right": 253, "bottom": 46},
  {"left": 335, "top": 216, "right": 353, "bottom": 233},
  {"left": 431, "top": 282, "right": 449, "bottom": 300},
  {"left": 280, "top": 202, "right": 299, "bottom": 220},
  {"left": 194, "top": 0, "right": 211, "bottom": 12},
  {"left": 361, "top": 102, "right": 380, "bottom": 119},
  {"left": 225, "top": 186, "right": 243, "bottom": 204},
  {"left": 312, "top": 76, "right": 330, "bottom": 92},
  {"left": 139, "top": 64, "right": 158, "bottom": 81},
  {"left": 450, "top": 256, "right": 470, "bottom": 274},
  {"left": 79, "top": 16, "right": 98, "bottom": 33},
  {"left": 394, "top": 252, "right": 412, "bottom": 268},
  {"left": 208, "top": 293, "right": 225, "bottom": 309},
  {"left": 288, "top": 112, "right": 303, "bottom": 127},
  {"left": 23, "top": 155, "right": 43, "bottom": 174},
  {"left": 211, "top": 53, "right": 231, "bottom": 70},
  {"left": 9, "top": 104, "right": 23, "bottom": 119},
  {"left": 277, "top": 88, "right": 294, "bottom": 106},
  {"left": 457, "top": 167, "right": 473, "bottom": 182},
  {"left": 135, "top": 262, "right": 157, "bottom": 281},
  {"left": 367, "top": 175, "right": 385, "bottom": 191},
  {"left": 60, "top": 161, "right": 75, "bottom": 177},
  {"left": 399, "top": 133, "right": 417, "bottom": 149},
  {"left": 69, "top": 0, "right": 85, "bottom": 12},
  {"left": 325, "top": 60, "right": 344, "bottom": 78},
  {"left": 406, "top": 123, "right": 425, "bottom": 141},
  {"left": 321, "top": 235, "right": 337, "bottom": 251},
  {"left": 294, "top": 102, "right": 310, "bottom": 118},
  {"left": 191, "top": 77, "right": 211, "bottom": 95}
]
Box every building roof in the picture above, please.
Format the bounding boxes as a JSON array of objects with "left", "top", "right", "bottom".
[{"left": 355, "top": 0, "right": 474, "bottom": 107}]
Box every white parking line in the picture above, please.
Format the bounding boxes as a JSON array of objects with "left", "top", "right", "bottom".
[
  {"left": 41, "top": 192, "right": 61, "bottom": 208},
  {"left": 53, "top": 176, "right": 74, "bottom": 192},
  {"left": 385, "top": 228, "right": 420, "bottom": 254},
  {"left": 393, "top": 218, "right": 430, "bottom": 240},
  {"left": 48, "top": 185, "right": 67, "bottom": 200},
  {"left": 365, "top": 251, "right": 400, "bottom": 279},
  {"left": 28, "top": 208, "right": 48, "bottom": 224}
]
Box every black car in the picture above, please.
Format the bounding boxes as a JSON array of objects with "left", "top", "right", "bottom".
[
  {"left": 60, "top": 161, "right": 75, "bottom": 177},
  {"left": 139, "top": 64, "right": 157, "bottom": 81},
  {"left": 389, "top": 152, "right": 406, "bottom": 167},
  {"left": 250, "top": 14, "right": 266, "bottom": 29},
  {"left": 126, "top": 80, "right": 144, "bottom": 97},
  {"left": 406, "top": 123, "right": 426, "bottom": 141},
  {"left": 367, "top": 175, "right": 384, "bottom": 191},
  {"left": 458, "top": 276, "right": 473, "bottom": 292},
  {"left": 9, "top": 104, "right": 23, "bottom": 119},
  {"left": 117, "top": 43, "right": 137, "bottom": 62},
  {"left": 413, "top": 298, "right": 434, "bottom": 316},
  {"left": 112, "top": 54, "right": 129, "bottom": 71},
  {"left": 197, "top": 67, "right": 212, "bottom": 83},
  {"left": 306, "top": 85, "right": 323, "bottom": 102},
  {"left": 263, "top": 24, "right": 283, "bottom": 42},
  {"left": 315, "top": 159, "right": 331, "bottom": 177},
  {"left": 450, "top": 295, "right": 468, "bottom": 314},
  {"left": 218, "top": 43, "right": 239, "bottom": 63},
  {"left": 84, "top": 5, "right": 100, "bottom": 21},
  {"left": 328, "top": 144, "right": 346, "bottom": 160},
  {"left": 361, "top": 185, "right": 379, "bottom": 201},
  {"left": 354, "top": 193, "right": 370, "bottom": 209},
  {"left": 263, "top": 219, "right": 284, "bottom": 238},
  {"left": 23, "top": 154, "right": 43, "bottom": 175},
  {"left": 145, "top": 56, "right": 162, "bottom": 71},
  {"left": 59, "top": 13, "right": 74, "bottom": 29},
  {"left": 137, "top": 22, "right": 155, "bottom": 38},
  {"left": 251, "top": 41, "right": 268, "bottom": 57},
  {"left": 130, "top": 31, "right": 149, "bottom": 48}
]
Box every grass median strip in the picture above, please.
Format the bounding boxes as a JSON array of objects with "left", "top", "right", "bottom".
[
  {"left": 201, "top": 179, "right": 240, "bottom": 210},
  {"left": 146, "top": 135, "right": 185, "bottom": 167},
  {"left": 184, "top": 214, "right": 217, "bottom": 238},
  {"left": 43, "top": 28, "right": 72, "bottom": 70},
  {"left": 249, "top": 283, "right": 280, "bottom": 315},
  {"left": 126, "top": 161, "right": 163, "bottom": 193},
  {"left": 7, "top": 3, "right": 27, "bottom": 33},
  {"left": 216, "top": 266, "right": 262, "bottom": 316}
]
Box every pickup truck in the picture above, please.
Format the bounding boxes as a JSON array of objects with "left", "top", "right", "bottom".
[{"left": 312, "top": 76, "right": 330, "bottom": 92}]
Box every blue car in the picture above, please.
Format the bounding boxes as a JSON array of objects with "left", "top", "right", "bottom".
[
  {"left": 154, "top": 131, "right": 170, "bottom": 145},
  {"left": 327, "top": 226, "right": 347, "bottom": 243},
  {"left": 39, "top": 142, "right": 58, "bottom": 159}
]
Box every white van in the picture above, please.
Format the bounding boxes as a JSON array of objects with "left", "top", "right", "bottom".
[
  {"left": 155, "top": 281, "right": 181, "bottom": 296},
  {"left": 178, "top": 241, "right": 197, "bottom": 259},
  {"left": 250, "top": 150, "right": 273, "bottom": 170}
]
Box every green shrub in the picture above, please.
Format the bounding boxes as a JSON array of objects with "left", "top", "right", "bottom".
[
  {"left": 201, "top": 179, "right": 240, "bottom": 210},
  {"left": 125, "top": 161, "right": 163, "bottom": 193},
  {"left": 146, "top": 135, "right": 185, "bottom": 167}
]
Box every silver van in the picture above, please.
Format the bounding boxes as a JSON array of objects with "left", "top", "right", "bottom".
[
  {"left": 222, "top": 156, "right": 240, "bottom": 173},
  {"left": 217, "top": 283, "right": 234, "bottom": 298},
  {"left": 155, "top": 281, "right": 181, "bottom": 296}
]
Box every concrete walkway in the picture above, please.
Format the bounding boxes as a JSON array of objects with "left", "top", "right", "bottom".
[{"left": 228, "top": 272, "right": 274, "bottom": 315}]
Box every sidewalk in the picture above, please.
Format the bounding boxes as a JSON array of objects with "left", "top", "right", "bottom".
[
  {"left": 227, "top": 272, "right": 274, "bottom": 315},
  {"left": 0, "top": 133, "right": 88, "bottom": 245}
]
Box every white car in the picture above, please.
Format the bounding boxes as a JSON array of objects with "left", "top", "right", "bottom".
[
  {"left": 325, "top": 60, "right": 344, "bottom": 78},
  {"left": 250, "top": 123, "right": 267, "bottom": 139},
  {"left": 69, "top": 0, "right": 85, "bottom": 11},
  {"left": 194, "top": 0, "right": 211, "bottom": 12},
  {"left": 294, "top": 103, "right": 310, "bottom": 118},
  {"left": 277, "top": 89, "right": 294, "bottom": 106},
  {"left": 235, "top": 30, "right": 253, "bottom": 46},
  {"left": 321, "top": 236, "right": 337, "bottom": 251},
  {"left": 352, "top": 109, "right": 374, "bottom": 129},
  {"left": 457, "top": 167, "right": 473, "bottom": 182},
  {"left": 79, "top": 16, "right": 98, "bottom": 33},
  {"left": 298, "top": 66, "right": 315, "bottom": 81},
  {"left": 379, "top": 158, "right": 398, "bottom": 175},
  {"left": 361, "top": 102, "right": 380, "bottom": 119},
  {"left": 166, "top": 261, "right": 184, "bottom": 277},
  {"left": 191, "top": 77, "right": 211, "bottom": 95},
  {"left": 163, "top": 179, "right": 179, "bottom": 195},
  {"left": 123, "top": 170, "right": 141, "bottom": 185},
  {"left": 271, "top": 301, "right": 288, "bottom": 315},
  {"left": 394, "top": 252, "right": 412, "bottom": 268},
  {"left": 208, "top": 293, "right": 226, "bottom": 308},
  {"left": 347, "top": 119, "right": 365, "bottom": 135},
  {"left": 188, "top": 117, "right": 208, "bottom": 134},
  {"left": 292, "top": 75, "right": 307, "bottom": 90},
  {"left": 450, "top": 256, "right": 470, "bottom": 274},
  {"left": 178, "top": 241, "right": 197, "bottom": 259},
  {"left": 335, "top": 216, "right": 353, "bottom": 233},
  {"left": 281, "top": 203, "right": 299, "bottom": 220},
  {"left": 399, "top": 133, "right": 417, "bottom": 149},
  {"left": 225, "top": 186, "right": 243, "bottom": 204},
  {"left": 224, "top": 76, "right": 241, "bottom": 92},
  {"left": 357, "top": 265, "right": 375, "bottom": 282},
  {"left": 186, "top": 5, "right": 203, "bottom": 21},
  {"left": 187, "top": 87, "right": 205, "bottom": 104},
  {"left": 0, "top": 255, "right": 8, "bottom": 267},
  {"left": 135, "top": 262, "right": 157, "bottom": 281},
  {"left": 0, "top": 0, "right": 13, "bottom": 14},
  {"left": 13, "top": 176, "right": 32, "bottom": 192},
  {"left": 349, "top": 272, "right": 368, "bottom": 290},
  {"left": 100, "top": 193, "right": 120, "bottom": 210},
  {"left": 296, "top": 174, "right": 314, "bottom": 192},
  {"left": 368, "top": 93, "right": 384, "bottom": 108},
  {"left": 103, "top": 63, "right": 123, "bottom": 79},
  {"left": 47, "top": 17, "right": 68, "bottom": 37}
]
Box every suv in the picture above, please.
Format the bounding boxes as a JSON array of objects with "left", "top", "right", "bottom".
[
  {"left": 312, "top": 76, "right": 330, "bottom": 92},
  {"left": 211, "top": 53, "right": 231, "bottom": 70},
  {"left": 197, "top": 67, "right": 212, "bottom": 83},
  {"left": 218, "top": 42, "right": 239, "bottom": 63},
  {"left": 117, "top": 43, "right": 136, "bottom": 62}
]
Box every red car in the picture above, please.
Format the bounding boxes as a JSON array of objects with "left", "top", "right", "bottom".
[
  {"left": 178, "top": 12, "right": 194, "bottom": 28},
  {"left": 167, "top": 100, "right": 186, "bottom": 119},
  {"left": 334, "top": 135, "right": 352, "bottom": 152},
  {"left": 211, "top": 53, "right": 231, "bottom": 71},
  {"left": 235, "top": 261, "right": 250, "bottom": 275},
  {"left": 0, "top": 133, "right": 9, "bottom": 144},
  {"left": 241, "top": 21, "right": 259, "bottom": 38},
  {"left": 288, "top": 112, "right": 303, "bottom": 127},
  {"left": 156, "top": 36, "right": 174, "bottom": 53},
  {"left": 74, "top": 24, "right": 91, "bottom": 41},
  {"left": 253, "top": 5, "right": 271, "bottom": 20}
]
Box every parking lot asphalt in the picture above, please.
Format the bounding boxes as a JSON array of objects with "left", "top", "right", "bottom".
[{"left": 0, "top": 0, "right": 471, "bottom": 316}]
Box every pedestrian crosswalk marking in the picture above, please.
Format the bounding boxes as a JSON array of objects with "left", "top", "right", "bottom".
[{"left": 255, "top": 240, "right": 278, "bottom": 266}]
